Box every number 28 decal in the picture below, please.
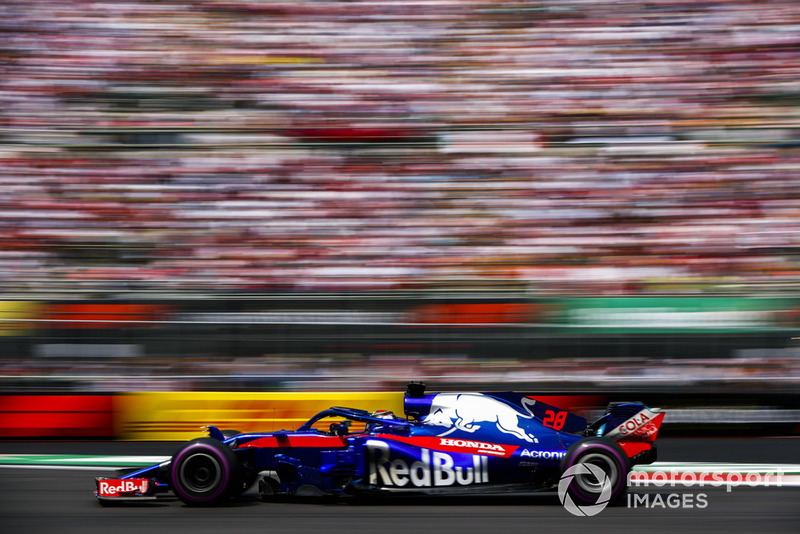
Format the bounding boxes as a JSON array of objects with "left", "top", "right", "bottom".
[{"left": 542, "top": 410, "right": 567, "bottom": 430}]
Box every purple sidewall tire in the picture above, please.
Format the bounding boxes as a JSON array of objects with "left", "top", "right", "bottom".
[
  {"left": 170, "top": 438, "right": 239, "bottom": 506},
  {"left": 560, "top": 438, "right": 631, "bottom": 505}
]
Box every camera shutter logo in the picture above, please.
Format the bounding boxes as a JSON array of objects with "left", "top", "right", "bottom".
[{"left": 558, "top": 462, "right": 613, "bottom": 516}]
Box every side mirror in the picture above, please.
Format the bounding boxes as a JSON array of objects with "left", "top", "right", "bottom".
[
  {"left": 329, "top": 420, "right": 351, "bottom": 436},
  {"left": 406, "top": 382, "right": 427, "bottom": 398}
]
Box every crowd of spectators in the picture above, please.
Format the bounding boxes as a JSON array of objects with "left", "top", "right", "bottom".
[
  {"left": 3, "top": 351, "right": 799, "bottom": 392},
  {"left": 2, "top": 0, "right": 800, "bottom": 296}
]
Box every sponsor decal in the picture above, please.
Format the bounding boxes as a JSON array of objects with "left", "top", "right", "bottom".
[
  {"left": 372, "top": 434, "right": 518, "bottom": 458},
  {"left": 423, "top": 393, "right": 539, "bottom": 443},
  {"left": 618, "top": 412, "right": 651, "bottom": 435},
  {"left": 98, "top": 478, "right": 149, "bottom": 497},
  {"left": 520, "top": 449, "right": 566, "bottom": 460},
  {"left": 604, "top": 409, "right": 664, "bottom": 441},
  {"left": 367, "top": 440, "right": 488, "bottom": 488},
  {"left": 438, "top": 438, "right": 509, "bottom": 457}
]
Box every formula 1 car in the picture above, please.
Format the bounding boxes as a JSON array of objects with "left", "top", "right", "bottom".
[{"left": 95, "top": 383, "right": 664, "bottom": 506}]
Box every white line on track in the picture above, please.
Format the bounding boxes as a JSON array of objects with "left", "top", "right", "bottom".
[
  {"left": 1, "top": 456, "right": 800, "bottom": 481},
  {"left": 0, "top": 464, "right": 132, "bottom": 471}
]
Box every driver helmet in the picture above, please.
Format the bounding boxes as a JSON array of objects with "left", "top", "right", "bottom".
[{"left": 371, "top": 409, "right": 396, "bottom": 419}]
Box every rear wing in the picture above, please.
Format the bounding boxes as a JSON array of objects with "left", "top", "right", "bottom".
[{"left": 600, "top": 402, "right": 665, "bottom": 443}]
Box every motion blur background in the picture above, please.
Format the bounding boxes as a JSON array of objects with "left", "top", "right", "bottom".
[{"left": 1, "top": 0, "right": 800, "bottom": 423}]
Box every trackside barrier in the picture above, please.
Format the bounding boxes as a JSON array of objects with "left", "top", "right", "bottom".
[
  {"left": 115, "top": 391, "right": 406, "bottom": 441},
  {"left": 0, "top": 395, "right": 114, "bottom": 438},
  {"left": 2, "top": 393, "right": 799, "bottom": 440}
]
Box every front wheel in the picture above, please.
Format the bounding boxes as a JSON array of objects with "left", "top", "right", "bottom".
[
  {"left": 170, "top": 438, "right": 242, "bottom": 506},
  {"left": 559, "top": 437, "right": 630, "bottom": 510}
]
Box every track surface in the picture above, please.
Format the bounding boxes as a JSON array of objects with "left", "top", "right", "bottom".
[{"left": 1, "top": 438, "right": 798, "bottom": 534}]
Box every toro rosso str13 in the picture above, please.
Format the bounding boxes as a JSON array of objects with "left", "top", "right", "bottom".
[{"left": 95, "top": 384, "right": 664, "bottom": 506}]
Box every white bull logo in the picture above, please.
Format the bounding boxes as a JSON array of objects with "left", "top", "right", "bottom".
[{"left": 422, "top": 393, "right": 539, "bottom": 443}]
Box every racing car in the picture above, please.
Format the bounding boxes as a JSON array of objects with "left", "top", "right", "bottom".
[{"left": 95, "top": 383, "right": 664, "bottom": 506}]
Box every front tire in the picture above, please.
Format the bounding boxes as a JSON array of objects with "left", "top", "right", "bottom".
[
  {"left": 559, "top": 437, "right": 630, "bottom": 507},
  {"left": 170, "top": 438, "right": 242, "bottom": 506}
]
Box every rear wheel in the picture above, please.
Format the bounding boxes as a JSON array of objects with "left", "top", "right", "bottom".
[
  {"left": 170, "top": 438, "right": 242, "bottom": 506},
  {"left": 559, "top": 437, "right": 630, "bottom": 509}
]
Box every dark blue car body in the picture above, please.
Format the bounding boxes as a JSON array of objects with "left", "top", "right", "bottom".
[{"left": 96, "top": 384, "right": 663, "bottom": 506}]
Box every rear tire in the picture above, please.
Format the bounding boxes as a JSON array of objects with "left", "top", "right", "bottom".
[
  {"left": 170, "top": 438, "right": 242, "bottom": 506},
  {"left": 559, "top": 437, "right": 630, "bottom": 508}
]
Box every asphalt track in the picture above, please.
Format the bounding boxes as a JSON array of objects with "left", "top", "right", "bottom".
[{"left": 1, "top": 438, "right": 798, "bottom": 534}]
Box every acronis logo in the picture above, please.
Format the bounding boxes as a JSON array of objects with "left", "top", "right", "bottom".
[{"left": 520, "top": 449, "right": 566, "bottom": 460}]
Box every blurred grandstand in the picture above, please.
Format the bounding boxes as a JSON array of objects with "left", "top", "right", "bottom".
[{"left": 1, "top": 0, "right": 800, "bottom": 392}]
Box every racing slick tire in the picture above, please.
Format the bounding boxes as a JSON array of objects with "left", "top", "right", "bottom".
[
  {"left": 559, "top": 437, "right": 631, "bottom": 507},
  {"left": 170, "top": 437, "right": 243, "bottom": 506},
  {"left": 217, "top": 430, "right": 258, "bottom": 495}
]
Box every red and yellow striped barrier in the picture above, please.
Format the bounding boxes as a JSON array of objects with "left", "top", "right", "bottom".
[
  {"left": 115, "top": 391, "right": 405, "bottom": 441},
  {"left": 0, "top": 395, "right": 114, "bottom": 438}
]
